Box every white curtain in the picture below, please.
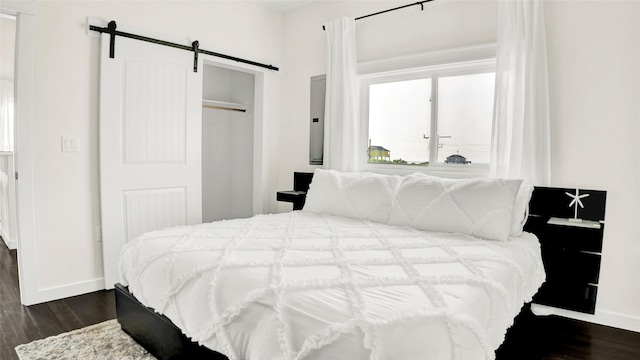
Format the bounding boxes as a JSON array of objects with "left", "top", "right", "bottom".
[
  {"left": 323, "top": 17, "right": 359, "bottom": 172},
  {"left": 490, "top": 0, "right": 550, "bottom": 185},
  {"left": 0, "top": 80, "right": 14, "bottom": 152}
]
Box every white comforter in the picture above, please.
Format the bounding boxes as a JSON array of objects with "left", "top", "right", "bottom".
[{"left": 120, "top": 212, "right": 545, "bottom": 360}]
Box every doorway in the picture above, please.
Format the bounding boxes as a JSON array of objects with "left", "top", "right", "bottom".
[
  {"left": 1, "top": 2, "right": 40, "bottom": 305},
  {"left": 0, "top": 12, "right": 17, "bottom": 250}
]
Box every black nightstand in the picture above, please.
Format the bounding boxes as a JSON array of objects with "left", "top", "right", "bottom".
[
  {"left": 277, "top": 172, "right": 314, "bottom": 210},
  {"left": 276, "top": 191, "right": 307, "bottom": 210},
  {"left": 524, "top": 187, "right": 606, "bottom": 314}
]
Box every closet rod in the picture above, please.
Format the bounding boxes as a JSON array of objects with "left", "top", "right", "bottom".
[
  {"left": 203, "top": 104, "right": 246, "bottom": 113},
  {"left": 322, "top": 1, "right": 434, "bottom": 30},
  {"left": 89, "top": 21, "right": 279, "bottom": 72}
]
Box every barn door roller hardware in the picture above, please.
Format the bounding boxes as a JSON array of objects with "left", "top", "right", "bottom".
[{"left": 89, "top": 21, "right": 279, "bottom": 72}]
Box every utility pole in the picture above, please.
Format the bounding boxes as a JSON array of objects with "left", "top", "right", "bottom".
[{"left": 423, "top": 134, "right": 451, "bottom": 149}]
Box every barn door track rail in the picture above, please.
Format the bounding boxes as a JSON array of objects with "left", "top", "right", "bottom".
[
  {"left": 322, "top": 0, "right": 434, "bottom": 30},
  {"left": 89, "top": 21, "right": 279, "bottom": 72}
]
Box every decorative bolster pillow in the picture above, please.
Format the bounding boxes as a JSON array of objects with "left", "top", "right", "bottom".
[
  {"left": 303, "top": 169, "right": 524, "bottom": 241},
  {"left": 301, "top": 169, "right": 401, "bottom": 224},
  {"left": 388, "top": 174, "right": 523, "bottom": 241}
]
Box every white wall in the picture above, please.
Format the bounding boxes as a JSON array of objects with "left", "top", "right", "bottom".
[
  {"left": 28, "top": 1, "right": 281, "bottom": 298},
  {"left": 279, "top": 0, "right": 640, "bottom": 330},
  {"left": 1, "top": 15, "right": 16, "bottom": 80},
  {"left": 543, "top": 0, "right": 640, "bottom": 330}
]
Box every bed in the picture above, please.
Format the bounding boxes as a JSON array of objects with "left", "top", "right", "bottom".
[{"left": 117, "top": 169, "right": 545, "bottom": 360}]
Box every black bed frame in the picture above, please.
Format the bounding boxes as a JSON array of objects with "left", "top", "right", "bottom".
[
  {"left": 116, "top": 172, "right": 607, "bottom": 359},
  {"left": 115, "top": 284, "right": 228, "bottom": 360}
]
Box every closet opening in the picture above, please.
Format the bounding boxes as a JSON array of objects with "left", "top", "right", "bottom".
[{"left": 202, "top": 64, "right": 255, "bottom": 222}]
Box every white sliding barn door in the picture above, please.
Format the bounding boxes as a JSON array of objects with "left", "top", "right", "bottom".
[{"left": 99, "top": 33, "right": 202, "bottom": 288}]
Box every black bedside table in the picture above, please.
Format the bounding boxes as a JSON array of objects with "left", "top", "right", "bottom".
[
  {"left": 524, "top": 187, "right": 606, "bottom": 314},
  {"left": 276, "top": 190, "right": 307, "bottom": 210},
  {"left": 277, "top": 172, "right": 314, "bottom": 210}
]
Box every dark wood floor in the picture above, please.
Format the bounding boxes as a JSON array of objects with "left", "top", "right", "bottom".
[
  {"left": 2, "top": 241, "right": 640, "bottom": 360},
  {"left": 0, "top": 242, "right": 116, "bottom": 360},
  {"left": 496, "top": 305, "right": 640, "bottom": 360}
]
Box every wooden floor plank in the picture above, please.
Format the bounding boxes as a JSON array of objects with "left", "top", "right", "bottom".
[
  {"left": 495, "top": 305, "right": 640, "bottom": 360},
  {"left": 23, "top": 303, "right": 66, "bottom": 338},
  {"left": 46, "top": 299, "right": 89, "bottom": 333},
  {"left": 62, "top": 290, "right": 116, "bottom": 325}
]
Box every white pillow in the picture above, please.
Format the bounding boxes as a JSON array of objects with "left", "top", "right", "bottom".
[
  {"left": 511, "top": 184, "right": 534, "bottom": 236},
  {"left": 302, "top": 169, "right": 401, "bottom": 224},
  {"left": 388, "top": 174, "right": 522, "bottom": 241}
]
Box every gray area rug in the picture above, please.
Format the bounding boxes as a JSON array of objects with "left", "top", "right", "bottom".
[{"left": 15, "top": 319, "right": 156, "bottom": 360}]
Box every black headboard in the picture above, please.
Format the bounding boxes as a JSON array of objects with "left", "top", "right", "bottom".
[
  {"left": 527, "top": 186, "right": 606, "bottom": 222},
  {"left": 293, "top": 172, "right": 314, "bottom": 193}
]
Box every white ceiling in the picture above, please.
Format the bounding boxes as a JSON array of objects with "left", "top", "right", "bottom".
[{"left": 258, "top": 0, "right": 316, "bottom": 13}]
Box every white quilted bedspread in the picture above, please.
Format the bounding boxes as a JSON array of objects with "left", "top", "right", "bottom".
[{"left": 120, "top": 212, "right": 545, "bottom": 360}]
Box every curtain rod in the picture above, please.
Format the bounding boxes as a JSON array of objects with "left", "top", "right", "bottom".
[
  {"left": 322, "top": 0, "right": 434, "bottom": 30},
  {"left": 89, "top": 21, "right": 279, "bottom": 72}
]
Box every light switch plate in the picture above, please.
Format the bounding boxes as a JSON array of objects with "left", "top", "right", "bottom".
[{"left": 62, "top": 136, "right": 80, "bottom": 152}]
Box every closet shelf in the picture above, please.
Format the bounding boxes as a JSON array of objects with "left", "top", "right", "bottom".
[{"left": 202, "top": 99, "right": 247, "bottom": 112}]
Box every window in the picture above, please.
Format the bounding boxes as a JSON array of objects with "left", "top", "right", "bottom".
[
  {"left": 368, "top": 78, "right": 431, "bottom": 165},
  {"left": 437, "top": 72, "right": 495, "bottom": 164},
  {"left": 360, "top": 52, "right": 496, "bottom": 174}
]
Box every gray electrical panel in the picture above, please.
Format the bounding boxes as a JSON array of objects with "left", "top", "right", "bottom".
[{"left": 309, "top": 75, "right": 326, "bottom": 165}]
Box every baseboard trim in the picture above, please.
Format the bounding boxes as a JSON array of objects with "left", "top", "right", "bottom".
[
  {"left": 2, "top": 236, "right": 16, "bottom": 250},
  {"left": 22, "top": 278, "right": 105, "bottom": 306},
  {"left": 532, "top": 303, "right": 640, "bottom": 333}
]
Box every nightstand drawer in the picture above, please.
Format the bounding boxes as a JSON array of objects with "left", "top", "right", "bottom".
[
  {"left": 534, "top": 282, "right": 598, "bottom": 314},
  {"left": 541, "top": 247, "right": 601, "bottom": 285}
]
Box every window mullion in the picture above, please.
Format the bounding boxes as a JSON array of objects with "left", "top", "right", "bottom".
[{"left": 429, "top": 76, "right": 439, "bottom": 165}]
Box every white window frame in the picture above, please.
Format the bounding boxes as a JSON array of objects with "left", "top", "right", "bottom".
[{"left": 357, "top": 44, "right": 496, "bottom": 178}]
